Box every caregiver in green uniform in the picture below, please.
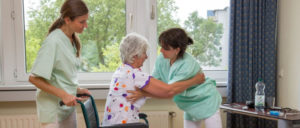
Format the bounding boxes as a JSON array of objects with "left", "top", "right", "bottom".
[
  {"left": 28, "top": 0, "right": 90, "bottom": 127},
  {"left": 153, "top": 28, "right": 222, "bottom": 128}
]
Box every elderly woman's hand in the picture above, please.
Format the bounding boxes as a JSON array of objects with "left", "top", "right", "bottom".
[{"left": 126, "top": 87, "right": 145, "bottom": 104}]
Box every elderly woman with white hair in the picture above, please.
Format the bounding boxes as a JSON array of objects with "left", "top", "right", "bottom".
[{"left": 101, "top": 33, "right": 205, "bottom": 126}]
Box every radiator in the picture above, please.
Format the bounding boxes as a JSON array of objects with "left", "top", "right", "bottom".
[
  {"left": 0, "top": 114, "right": 40, "bottom": 128},
  {"left": 0, "top": 111, "right": 171, "bottom": 128},
  {"left": 141, "top": 111, "right": 171, "bottom": 128}
]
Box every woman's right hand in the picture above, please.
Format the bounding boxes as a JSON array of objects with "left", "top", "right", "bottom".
[
  {"left": 126, "top": 87, "right": 145, "bottom": 104},
  {"left": 29, "top": 75, "right": 81, "bottom": 106},
  {"left": 61, "top": 93, "right": 80, "bottom": 106}
]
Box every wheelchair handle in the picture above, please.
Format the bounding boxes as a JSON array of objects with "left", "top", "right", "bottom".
[
  {"left": 76, "top": 93, "right": 90, "bottom": 97},
  {"left": 59, "top": 93, "right": 91, "bottom": 106}
]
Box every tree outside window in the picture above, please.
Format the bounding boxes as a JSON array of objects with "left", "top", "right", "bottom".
[{"left": 24, "top": 0, "right": 228, "bottom": 73}]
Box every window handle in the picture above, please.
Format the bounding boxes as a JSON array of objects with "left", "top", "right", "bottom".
[
  {"left": 129, "top": 13, "right": 133, "bottom": 29},
  {"left": 150, "top": 5, "right": 155, "bottom": 20},
  {"left": 11, "top": 11, "right": 15, "bottom": 20}
]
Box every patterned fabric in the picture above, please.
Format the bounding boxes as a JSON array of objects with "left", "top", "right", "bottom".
[
  {"left": 227, "top": 0, "right": 277, "bottom": 127},
  {"left": 102, "top": 64, "right": 150, "bottom": 126}
]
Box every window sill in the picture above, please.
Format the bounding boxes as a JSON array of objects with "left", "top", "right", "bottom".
[
  {"left": 0, "top": 82, "right": 227, "bottom": 102},
  {"left": 216, "top": 82, "right": 227, "bottom": 97},
  {"left": 0, "top": 84, "right": 110, "bottom": 102}
]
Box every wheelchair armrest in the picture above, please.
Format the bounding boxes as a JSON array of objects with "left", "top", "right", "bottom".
[
  {"left": 76, "top": 93, "right": 90, "bottom": 97},
  {"left": 139, "top": 113, "right": 147, "bottom": 118},
  {"left": 138, "top": 113, "right": 148, "bottom": 125}
]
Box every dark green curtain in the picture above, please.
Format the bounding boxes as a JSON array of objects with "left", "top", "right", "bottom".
[{"left": 227, "top": 0, "right": 277, "bottom": 127}]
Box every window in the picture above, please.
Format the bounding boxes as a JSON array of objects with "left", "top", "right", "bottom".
[
  {"left": 1, "top": 0, "right": 156, "bottom": 84},
  {"left": 157, "top": 0, "right": 229, "bottom": 83},
  {"left": 22, "top": 0, "right": 126, "bottom": 82},
  {"left": 1, "top": 0, "right": 228, "bottom": 87},
  {"left": 24, "top": 0, "right": 126, "bottom": 74}
]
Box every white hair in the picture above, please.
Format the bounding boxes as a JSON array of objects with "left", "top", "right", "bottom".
[{"left": 120, "top": 33, "right": 149, "bottom": 64}]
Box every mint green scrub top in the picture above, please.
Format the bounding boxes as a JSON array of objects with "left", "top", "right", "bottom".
[
  {"left": 31, "top": 29, "right": 80, "bottom": 123},
  {"left": 152, "top": 53, "right": 222, "bottom": 121}
]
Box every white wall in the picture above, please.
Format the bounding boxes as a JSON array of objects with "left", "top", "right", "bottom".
[
  {"left": 277, "top": 0, "right": 300, "bottom": 109},
  {"left": 0, "top": 0, "right": 2, "bottom": 82}
]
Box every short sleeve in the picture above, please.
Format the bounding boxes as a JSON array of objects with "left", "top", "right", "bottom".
[
  {"left": 168, "top": 56, "right": 201, "bottom": 84},
  {"left": 31, "top": 40, "right": 57, "bottom": 80},
  {"left": 152, "top": 62, "right": 161, "bottom": 80},
  {"left": 133, "top": 69, "right": 151, "bottom": 89},
  {"left": 151, "top": 54, "right": 164, "bottom": 80}
]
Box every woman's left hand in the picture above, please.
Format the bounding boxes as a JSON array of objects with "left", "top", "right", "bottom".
[{"left": 126, "top": 87, "right": 145, "bottom": 104}]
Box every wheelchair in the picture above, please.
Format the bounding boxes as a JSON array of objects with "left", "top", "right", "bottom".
[{"left": 61, "top": 94, "right": 149, "bottom": 128}]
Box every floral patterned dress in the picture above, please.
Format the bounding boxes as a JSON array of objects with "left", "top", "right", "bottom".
[{"left": 102, "top": 64, "right": 150, "bottom": 126}]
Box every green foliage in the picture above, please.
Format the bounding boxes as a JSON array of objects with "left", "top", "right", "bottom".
[
  {"left": 91, "top": 43, "right": 121, "bottom": 72},
  {"left": 184, "top": 11, "right": 223, "bottom": 67},
  {"left": 79, "top": 0, "right": 125, "bottom": 69},
  {"left": 25, "top": 0, "right": 125, "bottom": 72},
  {"left": 157, "top": 0, "right": 181, "bottom": 35},
  {"left": 25, "top": 30, "right": 41, "bottom": 73},
  {"left": 25, "top": 0, "right": 64, "bottom": 72},
  {"left": 25, "top": 0, "right": 223, "bottom": 72},
  {"left": 157, "top": 0, "right": 223, "bottom": 67}
]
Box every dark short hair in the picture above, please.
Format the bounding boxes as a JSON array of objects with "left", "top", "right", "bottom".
[{"left": 158, "top": 28, "right": 193, "bottom": 59}]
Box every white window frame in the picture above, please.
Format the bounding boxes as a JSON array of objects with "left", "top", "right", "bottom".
[
  {"left": 0, "top": 0, "right": 227, "bottom": 100},
  {"left": 1, "top": 0, "right": 26, "bottom": 85},
  {"left": 15, "top": 0, "right": 27, "bottom": 82},
  {"left": 0, "top": 0, "right": 157, "bottom": 84},
  {"left": 79, "top": 0, "right": 158, "bottom": 83}
]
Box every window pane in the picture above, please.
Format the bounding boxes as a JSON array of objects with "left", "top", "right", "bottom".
[
  {"left": 157, "top": 0, "right": 229, "bottom": 70},
  {"left": 24, "top": 0, "right": 125, "bottom": 73}
]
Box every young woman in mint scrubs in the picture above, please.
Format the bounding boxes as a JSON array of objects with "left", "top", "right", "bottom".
[{"left": 29, "top": 0, "right": 90, "bottom": 127}]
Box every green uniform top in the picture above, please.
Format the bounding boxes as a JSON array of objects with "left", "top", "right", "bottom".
[
  {"left": 152, "top": 53, "right": 221, "bottom": 121},
  {"left": 31, "top": 29, "right": 80, "bottom": 123}
]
